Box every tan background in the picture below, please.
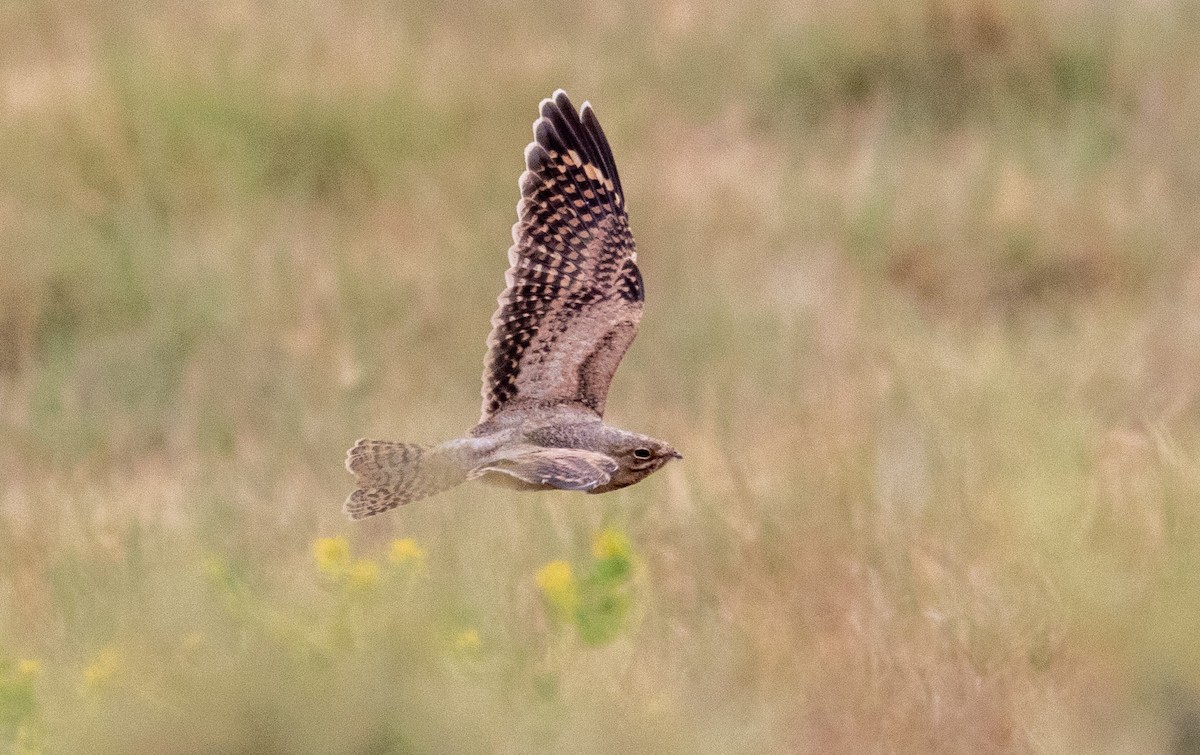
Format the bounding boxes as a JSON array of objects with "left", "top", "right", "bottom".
[{"left": 2, "top": 0, "right": 1199, "bottom": 751}]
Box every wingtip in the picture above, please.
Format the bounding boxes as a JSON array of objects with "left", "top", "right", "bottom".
[
  {"left": 523, "top": 140, "right": 551, "bottom": 172},
  {"left": 345, "top": 439, "right": 367, "bottom": 474},
  {"left": 540, "top": 90, "right": 579, "bottom": 125},
  {"left": 342, "top": 487, "right": 363, "bottom": 519},
  {"left": 551, "top": 88, "right": 574, "bottom": 110},
  {"left": 531, "top": 117, "right": 559, "bottom": 154}
]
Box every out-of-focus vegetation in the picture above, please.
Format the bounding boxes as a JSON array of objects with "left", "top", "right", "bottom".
[{"left": 3, "top": 0, "right": 1200, "bottom": 751}]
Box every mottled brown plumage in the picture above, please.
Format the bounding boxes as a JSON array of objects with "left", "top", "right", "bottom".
[
  {"left": 344, "top": 90, "right": 679, "bottom": 519},
  {"left": 481, "top": 91, "right": 642, "bottom": 420}
]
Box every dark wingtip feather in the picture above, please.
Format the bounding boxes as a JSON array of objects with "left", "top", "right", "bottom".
[
  {"left": 579, "top": 102, "right": 623, "bottom": 196},
  {"left": 552, "top": 90, "right": 578, "bottom": 119},
  {"left": 540, "top": 95, "right": 582, "bottom": 142},
  {"left": 524, "top": 141, "right": 552, "bottom": 173},
  {"left": 537, "top": 91, "right": 606, "bottom": 169},
  {"left": 518, "top": 168, "right": 540, "bottom": 196},
  {"left": 533, "top": 117, "right": 567, "bottom": 155}
]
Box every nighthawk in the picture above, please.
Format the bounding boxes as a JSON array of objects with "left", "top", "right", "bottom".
[{"left": 344, "top": 90, "right": 680, "bottom": 519}]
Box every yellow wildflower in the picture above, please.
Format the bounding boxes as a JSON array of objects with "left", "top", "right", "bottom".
[
  {"left": 17, "top": 659, "right": 41, "bottom": 678},
  {"left": 536, "top": 560, "right": 578, "bottom": 615},
  {"left": 453, "top": 628, "right": 481, "bottom": 652},
  {"left": 592, "top": 528, "right": 633, "bottom": 561},
  {"left": 313, "top": 536, "right": 351, "bottom": 576},
  {"left": 82, "top": 646, "right": 122, "bottom": 690},
  {"left": 592, "top": 527, "right": 635, "bottom": 586},
  {"left": 348, "top": 559, "right": 380, "bottom": 588},
  {"left": 388, "top": 538, "right": 425, "bottom": 566}
]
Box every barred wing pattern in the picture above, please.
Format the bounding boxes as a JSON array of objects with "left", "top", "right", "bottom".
[{"left": 480, "top": 90, "right": 643, "bottom": 422}]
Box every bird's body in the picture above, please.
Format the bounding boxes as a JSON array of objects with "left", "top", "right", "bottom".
[{"left": 344, "top": 90, "right": 679, "bottom": 519}]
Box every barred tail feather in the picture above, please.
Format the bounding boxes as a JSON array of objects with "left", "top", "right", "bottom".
[{"left": 343, "top": 439, "right": 468, "bottom": 519}]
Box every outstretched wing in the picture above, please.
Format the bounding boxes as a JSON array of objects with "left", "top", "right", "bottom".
[{"left": 480, "top": 90, "right": 643, "bottom": 422}]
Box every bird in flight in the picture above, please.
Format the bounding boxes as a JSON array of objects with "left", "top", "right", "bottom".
[{"left": 344, "top": 90, "right": 681, "bottom": 519}]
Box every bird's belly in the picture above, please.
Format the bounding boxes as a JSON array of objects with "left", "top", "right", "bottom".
[
  {"left": 474, "top": 470, "right": 556, "bottom": 492},
  {"left": 588, "top": 477, "right": 638, "bottom": 494}
]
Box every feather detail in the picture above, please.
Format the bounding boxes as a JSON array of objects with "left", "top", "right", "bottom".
[{"left": 480, "top": 91, "right": 642, "bottom": 422}]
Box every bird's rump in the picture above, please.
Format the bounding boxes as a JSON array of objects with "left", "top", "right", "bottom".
[{"left": 480, "top": 90, "right": 643, "bottom": 423}]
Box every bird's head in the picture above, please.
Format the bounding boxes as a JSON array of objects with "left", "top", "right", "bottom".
[{"left": 591, "top": 434, "right": 682, "bottom": 493}]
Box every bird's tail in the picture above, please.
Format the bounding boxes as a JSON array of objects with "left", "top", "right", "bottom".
[{"left": 343, "top": 439, "right": 470, "bottom": 519}]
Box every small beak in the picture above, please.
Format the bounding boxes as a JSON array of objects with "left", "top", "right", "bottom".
[{"left": 671, "top": 450, "right": 683, "bottom": 460}]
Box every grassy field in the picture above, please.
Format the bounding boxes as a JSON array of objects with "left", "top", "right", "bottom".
[{"left": 4, "top": 0, "right": 1200, "bottom": 751}]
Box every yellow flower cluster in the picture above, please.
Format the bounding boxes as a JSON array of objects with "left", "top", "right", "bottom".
[
  {"left": 313, "top": 536, "right": 351, "bottom": 575},
  {"left": 82, "top": 646, "right": 122, "bottom": 690},
  {"left": 591, "top": 527, "right": 635, "bottom": 587},
  {"left": 16, "top": 659, "right": 41, "bottom": 678},
  {"left": 312, "top": 535, "right": 426, "bottom": 589},
  {"left": 313, "top": 535, "right": 380, "bottom": 589},
  {"left": 592, "top": 528, "right": 633, "bottom": 561},
  {"left": 535, "top": 528, "right": 639, "bottom": 645},
  {"left": 388, "top": 538, "right": 425, "bottom": 566},
  {"left": 536, "top": 560, "right": 579, "bottom": 617}
]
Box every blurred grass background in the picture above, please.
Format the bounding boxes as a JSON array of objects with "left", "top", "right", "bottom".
[{"left": 3, "top": 0, "right": 1200, "bottom": 751}]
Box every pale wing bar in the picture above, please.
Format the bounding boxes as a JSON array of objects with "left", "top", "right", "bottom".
[{"left": 469, "top": 448, "right": 619, "bottom": 491}]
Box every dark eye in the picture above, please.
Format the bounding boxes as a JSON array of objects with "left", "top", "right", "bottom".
[{"left": 632, "top": 448, "right": 652, "bottom": 460}]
